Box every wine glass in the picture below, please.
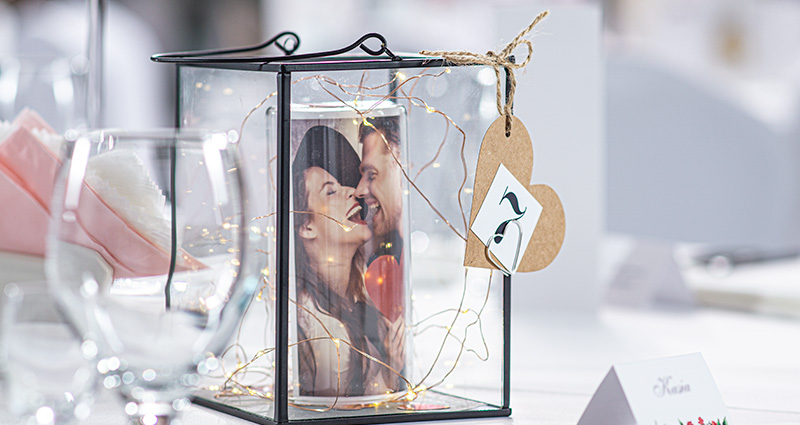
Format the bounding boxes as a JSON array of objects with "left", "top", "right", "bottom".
[
  {"left": 0, "top": 282, "right": 98, "bottom": 424},
  {"left": 45, "top": 129, "right": 259, "bottom": 424}
]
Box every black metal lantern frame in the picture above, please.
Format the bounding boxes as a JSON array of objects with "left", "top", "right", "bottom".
[{"left": 153, "top": 32, "right": 513, "bottom": 425}]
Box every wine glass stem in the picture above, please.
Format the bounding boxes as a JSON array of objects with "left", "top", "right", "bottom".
[
  {"left": 130, "top": 415, "right": 174, "bottom": 425},
  {"left": 127, "top": 401, "right": 181, "bottom": 425},
  {"left": 87, "top": 0, "right": 105, "bottom": 128}
]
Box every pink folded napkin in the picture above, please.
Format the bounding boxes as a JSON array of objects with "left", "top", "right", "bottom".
[
  {"left": 0, "top": 162, "right": 49, "bottom": 256},
  {"left": 12, "top": 108, "right": 55, "bottom": 134},
  {"left": 0, "top": 109, "right": 202, "bottom": 278},
  {"left": 55, "top": 180, "right": 205, "bottom": 278},
  {"left": 0, "top": 126, "right": 60, "bottom": 211}
]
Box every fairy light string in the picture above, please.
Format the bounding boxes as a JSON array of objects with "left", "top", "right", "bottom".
[
  {"left": 254, "top": 70, "right": 470, "bottom": 238},
  {"left": 309, "top": 71, "right": 471, "bottom": 239},
  {"left": 210, "top": 267, "right": 494, "bottom": 409},
  {"left": 211, "top": 270, "right": 417, "bottom": 412},
  {"left": 220, "top": 82, "right": 487, "bottom": 408},
  {"left": 204, "top": 51, "right": 513, "bottom": 409}
]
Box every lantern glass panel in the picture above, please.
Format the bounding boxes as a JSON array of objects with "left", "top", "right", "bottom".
[
  {"left": 177, "top": 60, "right": 507, "bottom": 424},
  {"left": 180, "top": 65, "right": 280, "bottom": 422}
]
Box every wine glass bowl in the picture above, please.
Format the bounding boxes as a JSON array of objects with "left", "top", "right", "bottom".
[{"left": 46, "top": 129, "right": 258, "bottom": 424}]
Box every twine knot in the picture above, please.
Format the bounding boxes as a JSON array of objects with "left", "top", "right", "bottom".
[{"left": 419, "top": 10, "right": 548, "bottom": 136}]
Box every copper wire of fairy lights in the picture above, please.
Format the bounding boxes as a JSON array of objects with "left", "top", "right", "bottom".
[
  {"left": 211, "top": 274, "right": 414, "bottom": 413},
  {"left": 242, "top": 71, "right": 469, "bottom": 240},
  {"left": 206, "top": 66, "right": 498, "bottom": 410},
  {"left": 311, "top": 70, "right": 471, "bottom": 240},
  {"left": 210, "top": 269, "right": 494, "bottom": 410}
]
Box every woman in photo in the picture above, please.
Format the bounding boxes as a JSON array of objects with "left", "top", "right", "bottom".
[{"left": 292, "top": 125, "right": 404, "bottom": 398}]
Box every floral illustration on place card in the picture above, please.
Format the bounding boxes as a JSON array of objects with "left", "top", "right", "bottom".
[{"left": 680, "top": 417, "right": 728, "bottom": 425}]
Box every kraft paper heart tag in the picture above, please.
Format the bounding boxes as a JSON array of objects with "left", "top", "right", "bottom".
[{"left": 465, "top": 116, "right": 565, "bottom": 273}]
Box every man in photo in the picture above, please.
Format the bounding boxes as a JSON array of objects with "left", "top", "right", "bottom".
[{"left": 355, "top": 117, "right": 405, "bottom": 325}]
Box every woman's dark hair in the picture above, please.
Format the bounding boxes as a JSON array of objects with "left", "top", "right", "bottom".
[{"left": 292, "top": 125, "right": 389, "bottom": 396}]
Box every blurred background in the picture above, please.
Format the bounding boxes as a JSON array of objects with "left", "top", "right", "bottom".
[
  {"left": 4, "top": 0, "right": 800, "bottom": 317},
  {"left": 4, "top": 1, "right": 800, "bottom": 422}
]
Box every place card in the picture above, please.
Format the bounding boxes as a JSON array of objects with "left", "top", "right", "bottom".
[{"left": 578, "top": 353, "right": 730, "bottom": 425}]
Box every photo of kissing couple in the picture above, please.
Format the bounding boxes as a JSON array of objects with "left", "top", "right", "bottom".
[{"left": 290, "top": 109, "right": 408, "bottom": 400}]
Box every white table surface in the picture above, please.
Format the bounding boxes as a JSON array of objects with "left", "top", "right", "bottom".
[
  {"left": 2, "top": 251, "right": 799, "bottom": 424},
  {"left": 3, "top": 303, "right": 796, "bottom": 424}
]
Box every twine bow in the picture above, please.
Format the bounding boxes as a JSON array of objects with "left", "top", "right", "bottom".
[{"left": 419, "top": 10, "right": 549, "bottom": 136}]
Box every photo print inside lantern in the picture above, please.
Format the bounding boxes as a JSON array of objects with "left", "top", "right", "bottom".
[{"left": 288, "top": 105, "right": 409, "bottom": 402}]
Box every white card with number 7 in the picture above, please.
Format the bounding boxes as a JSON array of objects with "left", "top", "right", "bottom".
[{"left": 470, "top": 163, "right": 542, "bottom": 274}]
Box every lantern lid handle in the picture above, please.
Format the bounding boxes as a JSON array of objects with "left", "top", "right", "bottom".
[{"left": 151, "top": 32, "right": 400, "bottom": 64}]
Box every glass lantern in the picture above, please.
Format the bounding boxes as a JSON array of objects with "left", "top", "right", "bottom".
[{"left": 153, "top": 32, "right": 512, "bottom": 424}]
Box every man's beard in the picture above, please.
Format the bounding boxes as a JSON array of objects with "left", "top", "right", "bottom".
[{"left": 359, "top": 198, "right": 398, "bottom": 240}]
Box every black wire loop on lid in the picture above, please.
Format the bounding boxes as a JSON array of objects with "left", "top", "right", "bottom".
[{"left": 151, "top": 32, "right": 400, "bottom": 64}]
